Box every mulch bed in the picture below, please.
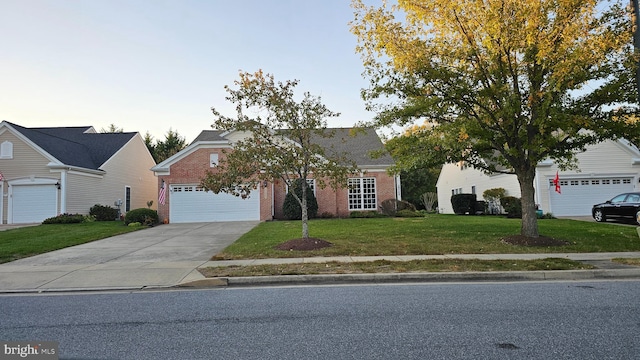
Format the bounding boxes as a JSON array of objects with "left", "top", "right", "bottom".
[
  {"left": 501, "top": 235, "right": 570, "bottom": 247},
  {"left": 274, "top": 238, "right": 333, "bottom": 251}
]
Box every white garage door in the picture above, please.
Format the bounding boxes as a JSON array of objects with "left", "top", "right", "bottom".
[
  {"left": 549, "top": 178, "right": 634, "bottom": 216},
  {"left": 169, "top": 185, "right": 260, "bottom": 223},
  {"left": 11, "top": 184, "right": 57, "bottom": 223}
]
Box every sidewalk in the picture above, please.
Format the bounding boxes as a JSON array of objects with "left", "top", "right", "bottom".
[{"left": 2, "top": 252, "right": 639, "bottom": 293}]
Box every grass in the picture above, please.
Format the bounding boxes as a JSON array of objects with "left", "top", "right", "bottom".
[
  {"left": 612, "top": 258, "right": 640, "bottom": 266},
  {"left": 0, "top": 221, "right": 142, "bottom": 264},
  {"left": 199, "top": 258, "right": 595, "bottom": 277},
  {"left": 213, "top": 214, "right": 640, "bottom": 260}
]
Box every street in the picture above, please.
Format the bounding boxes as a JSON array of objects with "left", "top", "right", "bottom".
[{"left": 1, "top": 281, "right": 639, "bottom": 359}]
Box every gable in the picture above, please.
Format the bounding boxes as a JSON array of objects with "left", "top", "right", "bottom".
[{"left": 2, "top": 121, "right": 137, "bottom": 170}]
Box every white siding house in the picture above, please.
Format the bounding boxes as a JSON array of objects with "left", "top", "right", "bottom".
[{"left": 436, "top": 139, "right": 640, "bottom": 216}]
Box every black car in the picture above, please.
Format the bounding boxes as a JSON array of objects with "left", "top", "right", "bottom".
[{"left": 592, "top": 192, "right": 640, "bottom": 224}]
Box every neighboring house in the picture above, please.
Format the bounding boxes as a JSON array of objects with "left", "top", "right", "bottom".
[
  {"left": 0, "top": 121, "right": 157, "bottom": 224},
  {"left": 151, "top": 127, "right": 400, "bottom": 223},
  {"left": 436, "top": 139, "right": 640, "bottom": 216}
]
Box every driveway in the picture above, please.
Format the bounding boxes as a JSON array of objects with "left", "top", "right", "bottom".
[{"left": 0, "top": 221, "right": 258, "bottom": 292}]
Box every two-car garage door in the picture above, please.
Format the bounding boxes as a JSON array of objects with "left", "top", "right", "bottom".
[
  {"left": 549, "top": 177, "right": 634, "bottom": 216},
  {"left": 169, "top": 185, "right": 260, "bottom": 223}
]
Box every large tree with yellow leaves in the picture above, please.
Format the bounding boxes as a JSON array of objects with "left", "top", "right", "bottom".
[{"left": 352, "top": 0, "right": 639, "bottom": 238}]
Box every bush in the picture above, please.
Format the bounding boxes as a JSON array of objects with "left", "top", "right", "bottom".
[
  {"left": 282, "top": 179, "right": 319, "bottom": 220},
  {"left": 349, "top": 211, "right": 387, "bottom": 218},
  {"left": 396, "top": 209, "right": 424, "bottom": 217},
  {"left": 380, "top": 199, "right": 417, "bottom": 216},
  {"left": 500, "top": 196, "right": 522, "bottom": 218},
  {"left": 124, "top": 208, "right": 159, "bottom": 225},
  {"left": 43, "top": 213, "right": 85, "bottom": 224},
  {"left": 318, "top": 212, "right": 335, "bottom": 219},
  {"left": 451, "top": 194, "right": 477, "bottom": 215},
  {"left": 128, "top": 222, "right": 142, "bottom": 227},
  {"left": 90, "top": 204, "right": 119, "bottom": 221}
]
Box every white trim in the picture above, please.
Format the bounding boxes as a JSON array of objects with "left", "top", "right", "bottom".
[
  {"left": 7, "top": 177, "right": 59, "bottom": 224},
  {"left": 0, "top": 181, "right": 3, "bottom": 224},
  {"left": 0, "top": 121, "right": 62, "bottom": 165}
]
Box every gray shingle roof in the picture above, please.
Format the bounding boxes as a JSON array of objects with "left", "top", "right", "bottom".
[
  {"left": 8, "top": 121, "right": 136, "bottom": 170},
  {"left": 191, "top": 127, "right": 393, "bottom": 167}
]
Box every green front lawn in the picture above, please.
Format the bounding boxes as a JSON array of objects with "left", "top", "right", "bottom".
[
  {"left": 0, "top": 222, "right": 142, "bottom": 264},
  {"left": 214, "top": 215, "right": 640, "bottom": 260}
]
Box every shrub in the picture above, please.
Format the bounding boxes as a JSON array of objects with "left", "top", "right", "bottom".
[
  {"left": 282, "top": 179, "right": 318, "bottom": 220},
  {"left": 124, "top": 208, "right": 159, "bottom": 225},
  {"left": 43, "top": 213, "right": 85, "bottom": 224},
  {"left": 380, "top": 199, "right": 417, "bottom": 216},
  {"left": 483, "top": 188, "right": 507, "bottom": 214},
  {"left": 349, "top": 211, "right": 387, "bottom": 218},
  {"left": 500, "top": 196, "right": 522, "bottom": 218},
  {"left": 90, "top": 204, "right": 119, "bottom": 221},
  {"left": 318, "top": 212, "right": 335, "bottom": 219},
  {"left": 396, "top": 209, "right": 424, "bottom": 217},
  {"left": 451, "top": 194, "right": 477, "bottom": 215}
]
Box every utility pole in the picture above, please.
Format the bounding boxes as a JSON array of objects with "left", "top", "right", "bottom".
[{"left": 633, "top": 0, "right": 640, "bottom": 102}]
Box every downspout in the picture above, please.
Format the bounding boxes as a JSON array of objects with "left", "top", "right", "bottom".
[
  {"left": 271, "top": 182, "right": 275, "bottom": 220},
  {"left": 395, "top": 174, "right": 402, "bottom": 201},
  {"left": 59, "top": 170, "right": 67, "bottom": 214}
]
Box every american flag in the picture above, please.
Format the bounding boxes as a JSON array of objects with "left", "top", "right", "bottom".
[
  {"left": 553, "top": 171, "right": 561, "bottom": 194},
  {"left": 0, "top": 172, "right": 3, "bottom": 181},
  {"left": 159, "top": 180, "right": 167, "bottom": 205}
]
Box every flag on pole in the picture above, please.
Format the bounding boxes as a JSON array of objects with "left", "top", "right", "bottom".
[
  {"left": 159, "top": 180, "right": 167, "bottom": 205},
  {"left": 553, "top": 171, "right": 561, "bottom": 194},
  {"left": 0, "top": 172, "right": 3, "bottom": 181}
]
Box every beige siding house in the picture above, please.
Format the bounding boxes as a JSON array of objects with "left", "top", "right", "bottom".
[
  {"left": 436, "top": 139, "right": 640, "bottom": 216},
  {"left": 0, "top": 121, "right": 157, "bottom": 223}
]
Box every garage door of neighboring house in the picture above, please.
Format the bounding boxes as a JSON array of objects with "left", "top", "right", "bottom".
[
  {"left": 11, "top": 184, "right": 58, "bottom": 223},
  {"left": 169, "top": 184, "right": 260, "bottom": 223},
  {"left": 549, "top": 177, "right": 634, "bottom": 216}
]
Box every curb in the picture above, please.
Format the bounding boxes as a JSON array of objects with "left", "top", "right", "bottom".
[{"left": 176, "top": 268, "right": 640, "bottom": 288}]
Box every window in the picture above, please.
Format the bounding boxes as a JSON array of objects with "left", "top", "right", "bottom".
[
  {"left": 125, "top": 186, "right": 131, "bottom": 212},
  {"left": 613, "top": 179, "right": 621, "bottom": 184},
  {"left": 581, "top": 180, "right": 590, "bottom": 185},
  {"left": 209, "top": 153, "right": 218, "bottom": 168},
  {"left": 0, "top": 141, "right": 12, "bottom": 159},
  {"left": 591, "top": 180, "right": 599, "bottom": 185},
  {"left": 471, "top": 186, "right": 476, "bottom": 194},
  {"left": 602, "top": 179, "right": 610, "bottom": 185},
  {"left": 611, "top": 193, "right": 627, "bottom": 203},
  {"left": 623, "top": 179, "right": 631, "bottom": 184},
  {"left": 348, "top": 178, "right": 377, "bottom": 210},
  {"left": 570, "top": 180, "right": 579, "bottom": 186}
]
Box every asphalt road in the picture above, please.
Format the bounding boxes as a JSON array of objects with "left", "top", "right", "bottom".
[{"left": 1, "top": 281, "right": 639, "bottom": 359}]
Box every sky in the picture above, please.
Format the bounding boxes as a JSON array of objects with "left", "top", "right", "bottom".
[{"left": 0, "top": 0, "right": 382, "bottom": 143}]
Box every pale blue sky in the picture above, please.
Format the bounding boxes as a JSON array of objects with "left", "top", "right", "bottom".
[{"left": 0, "top": 0, "right": 377, "bottom": 142}]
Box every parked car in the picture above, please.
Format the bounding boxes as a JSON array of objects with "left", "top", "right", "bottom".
[{"left": 592, "top": 192, "right": 640, "bottom": 224}]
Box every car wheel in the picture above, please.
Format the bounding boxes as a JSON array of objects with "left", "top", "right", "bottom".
[
  {"left": 593, "top": 209, "right": 606, "bottom": 222},
  {"left": 636, "top": 211, "right": 640, "bottom": 226}
]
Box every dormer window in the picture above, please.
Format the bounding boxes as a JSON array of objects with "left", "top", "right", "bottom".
[{"left": 0, "top": 141, "right": 13, "bottom": 159}]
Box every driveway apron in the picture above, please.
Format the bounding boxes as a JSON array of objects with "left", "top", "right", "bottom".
[{"left": 0, "top": 222, "right": 258, "bottom": 291}]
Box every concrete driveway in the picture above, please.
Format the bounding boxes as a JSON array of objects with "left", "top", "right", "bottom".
[{"left": 0, "top": 221, "right": 258, "bottom": 292}]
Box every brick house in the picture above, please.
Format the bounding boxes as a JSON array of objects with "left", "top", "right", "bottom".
[{"left": 150, "top": 127, "right": 400, "bottom": 223}]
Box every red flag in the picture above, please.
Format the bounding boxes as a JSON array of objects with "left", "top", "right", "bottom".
[
  {"left": 553, "top": 172, "right": 561, "bottom": 194},
  {"left": 159, "top": 180, "right": 167, "bottom": 205}
]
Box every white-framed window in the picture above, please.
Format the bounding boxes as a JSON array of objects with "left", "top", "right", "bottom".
[
  {"left": 348, "top": 178, "right": 377, "bottom": 210},
  {"left": 452, "top": 188, "right": 463, "bottom": 195},
  {"left": 209, "top": 153, "right": 219, "bottom": 167},
  {"left": 0, "top": 141, "right": 12, "bottom": 159}
]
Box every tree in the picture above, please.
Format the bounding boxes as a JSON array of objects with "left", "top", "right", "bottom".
[
  {"left": 154, "top": 128, "right": 187, "bottom": 163},
  {"left": 100, "top": 124, "right": 123, "bottom": 133},
  {"left": 201, "top": 70, "right": 358, "bottom": 239},
  {"left": 351, "top": 0, "right": 639, "bottom": 238},
  {"left": 143, "top": 131, "right": 157, "bottom": 162}
]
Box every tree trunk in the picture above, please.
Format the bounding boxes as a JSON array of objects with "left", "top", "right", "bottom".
[
  {"left": 516, "top": 170, "right": 539, "bottom": 238},
  {"left": 301, "top": 184, "right": 309, "bottom": 239}
]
